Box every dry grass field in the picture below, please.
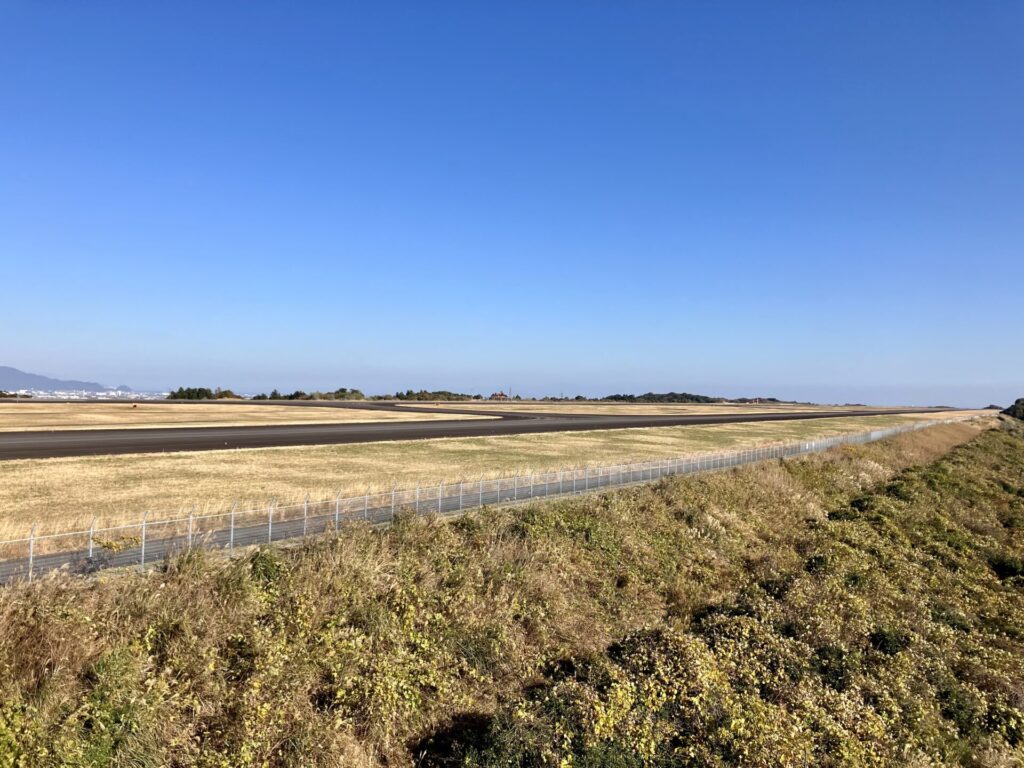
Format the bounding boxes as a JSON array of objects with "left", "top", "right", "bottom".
[
  {"left": 416, "top": 401, "right": 902, "bottom": 416},
  {"left": 0, "top": 402, "right": 489, "bottom": 432},
  {"left": 0, "top": 411, "right": 984, "bottom": 539}
]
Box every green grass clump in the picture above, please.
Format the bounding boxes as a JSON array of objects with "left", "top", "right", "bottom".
[
  {"left": 453, "top": 423, "right": 1024, "bottom": 767},
  {"left": 0, "top": 419, "right": 1021, "bottom": 766}
]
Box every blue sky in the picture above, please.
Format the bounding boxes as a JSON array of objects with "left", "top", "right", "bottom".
[{"left": 1, "top": 2, "right": 1021, "bottom": 406}]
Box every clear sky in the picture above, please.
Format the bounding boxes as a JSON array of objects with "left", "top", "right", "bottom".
[{"left": 2, "top": 3, "right": 1021, "bottom": 406}]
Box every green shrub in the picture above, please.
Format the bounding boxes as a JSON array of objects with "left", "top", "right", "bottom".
[{"left": 1003, "top": 398, "right": 1024, "bottom": 421}]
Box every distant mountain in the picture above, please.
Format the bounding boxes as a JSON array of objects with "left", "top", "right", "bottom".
[{"left": 0, "top": 366, "right": 114, "bottom": 392}]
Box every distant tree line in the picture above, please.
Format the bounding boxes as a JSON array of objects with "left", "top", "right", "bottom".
[
  {"left": 533, "top": 392, "right": 789, "bottom": 404},
  {"left": 167, "top": 387, "right": 241, "bottom": 400},
  {"left": 250, "top": 388, "right": 365, "bottom": 401},
  {"left": 603, "top": 392, "right": 725, "bottom": 403},
  {"left": 0, "top": 391, "right": 30, "bottom": 399},
  {"left": 370, "top": 390, "right": 484, "bottom": 401},
  {"left": 164, "top": 386, "right": 796, "bottom": 405},
  {"left": 602, "top": 392, "right": 786, "bottom": 404}
]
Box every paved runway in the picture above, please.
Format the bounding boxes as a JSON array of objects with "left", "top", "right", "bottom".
[{"left": 0, "top": 402, "right": 949, "bottom": 460}]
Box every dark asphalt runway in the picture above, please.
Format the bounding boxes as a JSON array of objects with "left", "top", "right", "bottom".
[{"left": 0, "top": 402, "right": 949, "bottom": 460}]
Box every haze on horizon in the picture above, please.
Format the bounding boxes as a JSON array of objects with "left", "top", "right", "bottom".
[{"left": 2, "top": 3, "right": 1021, "bottom": 408}]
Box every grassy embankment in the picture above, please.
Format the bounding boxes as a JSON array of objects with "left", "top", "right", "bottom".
[
  {"left": 1, "top": 417, "right": 1022, "bottom": 765},
  {"left": 0, "top": 412, "right": 968, "bottom": 538}
]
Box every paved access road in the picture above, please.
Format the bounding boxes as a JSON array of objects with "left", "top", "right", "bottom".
[{"left": 0, "top": 401, "right": 950, "bottom": 460}]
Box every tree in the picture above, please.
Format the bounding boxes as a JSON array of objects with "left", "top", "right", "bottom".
[
  {"left": 167, "top": 387, "right": 215, "bottom": 400},
  {"left": 1002, "top": 398, "right": 1024, "bottom": 421}
]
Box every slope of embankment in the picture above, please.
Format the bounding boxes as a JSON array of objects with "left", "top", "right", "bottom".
[{"left": 1, "top": 418, "right": 1022, "bottom": 766}]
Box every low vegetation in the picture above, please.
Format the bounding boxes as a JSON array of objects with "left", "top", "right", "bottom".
[
  {"left": 603, "top": 392, "right": 788, "bottom": 404},
  {"left": 164, "top": 388, "right": 810, "bottom": 404},
  {"left": 167, "top": 387, "right": 369, "bottom": 401},
  {"left": 1, "top": 419, "right": 1020, "bottom": 766},
  {"left": 251, "top": 388, "right": 366, "bottom": 401},
  {"left": 1003, "top": 398, "right": 1024, "bottom": 421},
  {"left": 371, "top": 390, "right": 484, "bottom": 401},
  {"left": 167, "top": 387, "right": 241, "bottom": 400}
]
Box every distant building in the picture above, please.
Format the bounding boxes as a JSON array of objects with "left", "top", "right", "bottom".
[{"left": 489, "top": 391, "right": 509, "bottom": 401}]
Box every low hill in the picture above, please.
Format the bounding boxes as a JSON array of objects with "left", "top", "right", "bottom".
[
  {"left": 1, "top": 419, "right": 1021, "bottom": 765},
  {"left": 0, "top": 365, "right": 111, "bottom": 392}
]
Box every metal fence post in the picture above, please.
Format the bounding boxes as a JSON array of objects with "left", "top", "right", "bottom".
[
  {"left": 140, "top": 511, "right": 148, "bottom": 570},
  {"left": 28, "top": 524, "right": 36, "bottom": 583},
  {"left": 268, "top": 503, "right": 273, "bottom": 543},
  {"left": 188, "top": 506, "right": 195, "bottom": 549},
  {"left": 335, "top": 492, "right": 341, "bottom": 530},
  {"left": 459, "top": 480, "right": 464, "bottom": 511},
  {"left": 364, "top": 491, "right": 369, "bottom": 521},
  {"left": 229, "top": 503, "right": 236, "bottom": 552},
  {"left": 391, "top": 486, "right": 396, "bottom": 519},
  {"left": 88, "top": 516, "right": 96, "bottom": 559}
]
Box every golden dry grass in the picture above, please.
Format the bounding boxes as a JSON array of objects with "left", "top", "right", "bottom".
[
  {"left": 0, "top": 411, "right": 986, "bottom": 538},
  {"left": 0, "top": 401, "right": 489, "bottom": 432}
]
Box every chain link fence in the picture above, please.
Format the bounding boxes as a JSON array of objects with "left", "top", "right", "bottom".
[{"left": 0, "top": 418, "right": 967, "bottom": 583}]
